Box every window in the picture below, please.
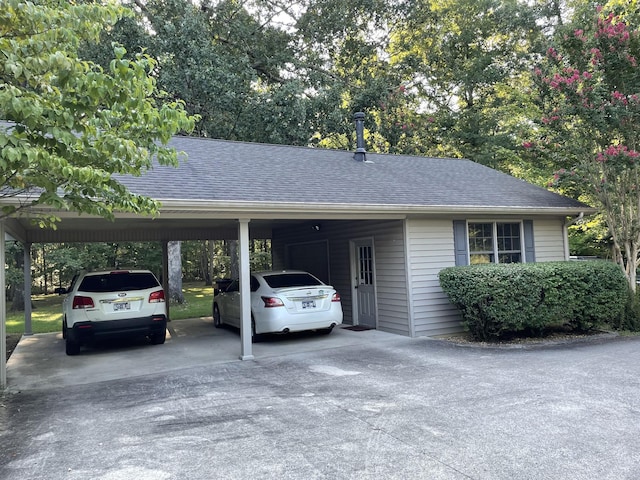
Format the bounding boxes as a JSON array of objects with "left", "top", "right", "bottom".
[
  {"left": 468, "top": 222, "right": 523, "bottom": 264},
  {"left": 79, "top": 272, "right": 160, "bottom": 292},
  {"left": 262, "top": 272, "right": 324, "bottom": 288}
]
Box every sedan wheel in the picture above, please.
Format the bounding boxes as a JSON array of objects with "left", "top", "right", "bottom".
[
  {"left": 319, "top": 325, "right": 335, "bottom": 335},
  {"left": 213, "top": 304, "right": 222, "bottom": 328},
  {"left": 251, "top": 317, "right": 262, "bottom": 343}
]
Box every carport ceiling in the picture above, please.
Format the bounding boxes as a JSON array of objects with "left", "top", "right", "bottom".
[{"left": 3, "top": 215, "right": 311, "bottom": 244}]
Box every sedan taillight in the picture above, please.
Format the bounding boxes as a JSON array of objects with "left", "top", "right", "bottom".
[
  {"left": 72, "top": 296, "right": 94, "bottom": 309},
  {"left": 332, "top": 292, "right": 341, "bottom": 302},
  {"left": 149, "top": 290, "right": 166, "bottom": 303},
  {"left": 261, "top": 296, "right": 284, "bottom": 308}
]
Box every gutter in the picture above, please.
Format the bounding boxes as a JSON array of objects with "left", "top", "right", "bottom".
[
  {"left": 155, "top": 199, "right": 596, "bottom": 218},
  {"left": 1, "top": 195, "right": 596, "bottom": 220}
]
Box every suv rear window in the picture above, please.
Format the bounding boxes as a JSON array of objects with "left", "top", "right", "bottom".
[
  {"left": 79, "top": 272, "right": 160, "bottom": 293},
  {"left": 262, "top": 273, "right": 323, "bottom": 288}
]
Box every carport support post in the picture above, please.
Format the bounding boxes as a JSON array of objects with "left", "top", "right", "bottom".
[
  {"left": 161, "top": 241, "right": 170, "bottom": 321},
  {"left": 238, "top": 219, "right": 254, "bottom": 360},
  {"left": 1, "top": 222, "right": 7, "bottom": 389},
  {"left": 23, "top": 242, "right": 32, "bottom": 335}
]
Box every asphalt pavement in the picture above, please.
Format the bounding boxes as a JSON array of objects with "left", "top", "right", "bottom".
[{"left": 1, "top": 319, "right": 639, "bottom": 480}]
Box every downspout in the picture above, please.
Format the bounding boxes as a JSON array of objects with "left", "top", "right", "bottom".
[{"left": 563, "top": 212, "right": 584, "bottom": 260}]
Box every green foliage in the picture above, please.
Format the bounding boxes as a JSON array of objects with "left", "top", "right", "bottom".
[
  {"left": 22, "top": 240, "right": 273, "bottom": 296},
  {"left": 568, "top": 215, "right": 613, "bottom": 258},
  {"left": 532, "top": 6, "right": 640, "bottom": 288},
  {"left": 387, "top": 0, "right": 543, "bottom": 169},
  {"left": 438, "top": 261, "right": 628, "bottom": 341},
  {"left": 618, "top": 288, "right": 640, "bottom": 332},
  {"left": 83, "top": 0, "right": 312, "bottom": 145},
  {"left": 5, "top": 291, "right": 62, "bottom": 334},
  {"left": 0, "top": 0, "right": 196, "bottom": 225}
]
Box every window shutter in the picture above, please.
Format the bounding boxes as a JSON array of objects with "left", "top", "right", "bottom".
[
  {"left": 453, "top": 220, "right": 469, "bottom": 266},
  {"left": 523, "top": 220, "right": 536, "bottom": 263}
]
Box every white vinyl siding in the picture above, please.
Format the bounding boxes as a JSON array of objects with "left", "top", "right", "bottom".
[
  {"left": 406, "top": 219, "right": 462, "bottom": 337},
  {"left": 272, "top": 220, "right": 410, "bottom": 336},
  {"left": 533, "top": 218, "right": 568, "bottom": 261}
]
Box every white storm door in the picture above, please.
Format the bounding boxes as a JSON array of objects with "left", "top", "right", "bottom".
[{"left": 352, "top": 239, "right": 377, "bottom": 328}]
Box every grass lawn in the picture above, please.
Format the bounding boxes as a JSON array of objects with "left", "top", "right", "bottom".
[{"left": 5, "top": 282, "right": 214, "bottom": 335}]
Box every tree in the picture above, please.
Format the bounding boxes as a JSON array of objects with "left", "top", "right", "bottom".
[
  {"left": 167, "top": 241, "right": 184, "bottom": 303},
  {"left": 84, "top": 0, "right": 313, "bottom": 145},
  {"left": 533, "top": 6, "right": 640, "bottom": 289},
  {"left": 389, "top": 0, "right": 544, "bottom": 170},
  {"left": 0, "top": 0, "right": 196, "bottom": 225}
]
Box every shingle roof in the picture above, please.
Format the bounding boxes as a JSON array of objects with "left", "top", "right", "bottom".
[{"left": 119, "top": 135, "right": 589, "bottom": 212}]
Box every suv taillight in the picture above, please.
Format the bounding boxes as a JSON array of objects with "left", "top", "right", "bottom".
[
  {"left": 72, "top": 296, "right": 94, "bottom": 309},
  {"left": 261, "top": 296, "right": 284, "bottom": 308},
  {"left": 332, "top": 292, "right": 341, "bottom": 302},
  {"left": 149, "top": 290, "right": 165, "bottom": 303}
]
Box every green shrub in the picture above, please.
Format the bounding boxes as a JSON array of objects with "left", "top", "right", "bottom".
[
  {"left": 438, "top": 261, "right": 628, "bottom": 341},
  {"left": 617, "top": 290, "right": 640, "bottom": 332}
]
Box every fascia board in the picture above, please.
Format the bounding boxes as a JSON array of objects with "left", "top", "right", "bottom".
[{"left": 156, "top": 199, "right": 597, "bottom": 218}]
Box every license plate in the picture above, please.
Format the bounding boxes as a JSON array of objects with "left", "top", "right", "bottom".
[
  {"left": 302, "top": 300, "right": 316, "bottom": 309},
  {"left": 113, "top": 302, "right": 130, "bottom": 311}
]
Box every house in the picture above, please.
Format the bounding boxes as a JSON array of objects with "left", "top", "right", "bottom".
[{"left": 0, "top": 117, "right": 593, "bottom": 385}]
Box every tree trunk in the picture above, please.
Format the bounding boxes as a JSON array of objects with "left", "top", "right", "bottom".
[
  {"left": 168, "top": 240, "right": 184, "bottom": 304},
  {"left": 229, "top": 240, "right": 239, "bottom": 280},
  {"left": 203, "top": 240, "right": 212, "bottom": 286},
  {"left": 10, "top": 243, "right": 24, "bottom": 312},
  {"left": 10, "top": 288, "right": 24, "bottom": 312}
]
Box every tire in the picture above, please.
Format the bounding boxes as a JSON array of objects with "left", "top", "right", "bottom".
[
  {"left": 319, "top": 325, "right": 335, "bottom": 335},
  {"left": 65, "top": 333, "right": 80, "bottom": 356},
  {"left": 213, "top": 304, "right": 222, "bottom": 328},
  {"left": 251, "top": 317, "right": 262, "bottom": 343},
  {"left": 150, "top": 330, "right": 166, "bottom": 345}
]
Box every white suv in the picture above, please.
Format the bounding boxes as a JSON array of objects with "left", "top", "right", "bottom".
[{"left": 59, "top": 269, "right": 167, "bottom": 355}]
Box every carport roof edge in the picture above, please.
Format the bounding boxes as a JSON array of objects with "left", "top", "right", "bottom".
[{"left": 0, "top": 129, "right": 595, "bottom": 242}]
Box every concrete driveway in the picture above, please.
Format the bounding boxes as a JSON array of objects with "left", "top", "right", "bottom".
[{"left": 1, "top": 319, "right": 640, "bottom": 479}]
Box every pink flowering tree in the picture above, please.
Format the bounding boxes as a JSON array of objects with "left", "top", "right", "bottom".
[{"left": 533, "top": 7, "right": 640, "bottom": 290}]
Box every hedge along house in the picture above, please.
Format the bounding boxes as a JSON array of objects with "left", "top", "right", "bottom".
[{"left": 0, "top": 115, "right": 593, "bottom": 387}]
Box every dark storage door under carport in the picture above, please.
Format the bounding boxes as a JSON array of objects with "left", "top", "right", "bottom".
[{"left": 285, "top": 241, "right": 330, "bottom": 284}]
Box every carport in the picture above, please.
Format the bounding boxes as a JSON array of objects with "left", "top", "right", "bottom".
[
  {"left": 0, "top": 122, "right": 419, "bottom": 389},
  {"left": 1, "top": 208, "right": 387, "bottom": 389}
]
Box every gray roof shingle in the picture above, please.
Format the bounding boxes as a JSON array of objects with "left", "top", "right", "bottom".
[{"left": 120, "top": 136, "right": 588, "bottom": 212}]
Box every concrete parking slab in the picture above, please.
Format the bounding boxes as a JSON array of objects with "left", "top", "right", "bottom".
[
  {"left": 1, "top": 324, "right": 640, "bottom": 480},
  {"left": 5, "top": 318, "right": 399, "bottom": 391}
]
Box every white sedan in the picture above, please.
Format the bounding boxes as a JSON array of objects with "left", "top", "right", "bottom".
[{"left": 212, "top": 270, "right": 343, "bottom": 337}]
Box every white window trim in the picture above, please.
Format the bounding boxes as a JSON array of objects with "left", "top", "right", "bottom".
[{"left": 467, "top": 220, "right": 526, "bottom": 264}]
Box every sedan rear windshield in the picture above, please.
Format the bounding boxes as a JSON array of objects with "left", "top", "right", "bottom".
[
  {"left": 262, "top": 273, "right": 323, "bottom": 288},
  {"left": 79, "top": 273, "right": 160, "bottom": 293}
]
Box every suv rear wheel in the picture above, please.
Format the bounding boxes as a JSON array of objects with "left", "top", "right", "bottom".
[
  {"left": 213, "top": 304, "right": 222, "bottom": 328},
  {"left": 65, "top": 333, "right": 80, "bottom": 356},
  {"left": 150, "top": 331, "right": 166, "bottom": 345}
]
